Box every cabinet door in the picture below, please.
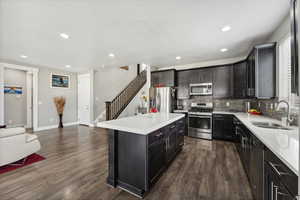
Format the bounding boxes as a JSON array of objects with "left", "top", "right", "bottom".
[
  {"left": 151, "top": 70, "right": 175, "bottom": 87},
  {"left": 148, "top": 140, "right": 166, "bottom": 186},
  {"left": 199, "top": 68, "right": 213, "bottom": 83},
  {"left": 222, "top": 116, "right": 235, "bottom": 141},
  {"left": 213, "top": 65, "right": 233, "bottom": 98},
  {"left": 234, "top": 61, "right": 247, "bottom": 98},
  {"left": 177, "top": 70, "right": 190, "bottom": 99},
  {"left": 264, "top": 163, "right": 295, "bottom": 200},
  {"left": 212, "top": 115, "right": 224, "bottom": 140},
  {"left": 256, "top": 45, "right": 276, "bottom": 98},
  {"left": 176, "top": 119, "right": 185, "bottom": 149},
  {"left": 161, "top": 70, "right": 175, "bottom": 87},
  {"left": 166, "top": 124, "right": 177, "bottom": 163},
  {"left": 250, "top": 136, "right": 264, "bottom": 200},
  {"left": 151, "top": 72, "right": 160, "bottom": 87},
  {"left": 247, "top": 50, "right": 256, "bottom": 97},
  {"left": 240, "top": 130, "right": 251, "bottom": 176}
]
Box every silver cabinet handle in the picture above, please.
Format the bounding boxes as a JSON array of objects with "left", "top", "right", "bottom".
[
  {"left": 271, "top": 182, "right": 274, "bottom": 200},
  {"left": 269, "top": 162, "right": 290, "bottom": 176},
  {"left": 274, "top": 185, "right": 278, "bottom": 200},
  {"left": 155, "top": 132, "right": 163, "bottom": 137},
  {"left": 170, "top": 125, "right": 176, "bottom": 129},
  {"left": 165, "top": 138, "right": 168, "bottom": 151}
]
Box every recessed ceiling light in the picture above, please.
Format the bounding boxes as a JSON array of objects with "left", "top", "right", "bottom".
[
  {"left": 176, "top": 56, "right": 181, "bottom": 60},
  {"left": 109, "top": 53, "right": 115, "bottom": 58},
  {"left": 220, "top": 48, "right": 228, "bottom": 52},
  {"left": 20, "top": 55, "right": 28, "bottom": 59},
  {"left": 60, "top": 33, "right": 69, "bottom": 39},
  {"left": 65, "top": 65, "right": 71, "bottom": 68},
  {"left": 221, "top": 25, "right": 231, "bottom": 32}
]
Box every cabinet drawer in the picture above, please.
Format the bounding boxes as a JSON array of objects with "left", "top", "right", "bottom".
[
  {"left": 167, "top": 123, "right": 177, "bottom": 133},
  {"left": 176, "top": 118, "right": 185, "bottom": 126},
  {"left": 149, "top": 130, "right": 164, "bottom": 145},
  {"left": 265, "top": 148, "right": 298, "bottom": 196}
]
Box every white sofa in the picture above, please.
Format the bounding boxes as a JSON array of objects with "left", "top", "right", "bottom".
[{"left": 0, "top": 127, "right": 41, "bottom": 167}]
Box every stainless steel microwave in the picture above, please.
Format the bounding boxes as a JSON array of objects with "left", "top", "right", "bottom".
[{"left": 189, "top": 83, "right": 213, "bottom": 96}]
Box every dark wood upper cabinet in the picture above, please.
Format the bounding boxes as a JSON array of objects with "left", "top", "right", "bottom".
[
  {"left": 244, "top": 43, "right": 276, "bottom": 99},
  {"left": 246, "top": 50, "right": 256, "bottom": 97},
  {"left": 291, "top": 0, "right": 299, "bottom": 95},
  {"left": 213, "top": 65, "right": 233, "bottom": 98},
  {"left": 199, "top": 68, "right": 213, "bottom": 83},
  {"left": 176, "top": 70, "right": 190, "bottom": 99},
  {"left": 151, "top": 70, "right": 175, "bottom": 87},
  {"left": 233, "top": 61, "right": 247, "bottom": 98},
  {"left": 253, "top": 43, "right": 276, "bottom": 99}
]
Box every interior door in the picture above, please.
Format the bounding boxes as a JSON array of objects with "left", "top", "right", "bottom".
[{"left": 78, "top": 74, "right": 91, "bottom": 126}]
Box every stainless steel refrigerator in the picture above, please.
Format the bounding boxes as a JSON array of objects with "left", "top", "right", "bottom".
[{"left": 149, "top": 87, "right": 175, "bottom": 113}]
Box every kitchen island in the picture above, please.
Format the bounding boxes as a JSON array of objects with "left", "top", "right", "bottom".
[{"left": 97, "top": 113, "right": 186, "bottom": 198}]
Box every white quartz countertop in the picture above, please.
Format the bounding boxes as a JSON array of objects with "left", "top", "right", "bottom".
[
  {"left": 213, "top": 111, "right": 299, "bottom": 175},
  {"left": 97, "top": 113, "right": 185, "bottom": 135}
]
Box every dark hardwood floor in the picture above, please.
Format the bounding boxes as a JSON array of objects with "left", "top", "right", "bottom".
[{"left": 0, "top": 126, "right": 253, "bottom": 200}]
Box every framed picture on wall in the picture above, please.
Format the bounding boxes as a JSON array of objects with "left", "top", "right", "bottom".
[
  {"left": 50, "top": 73, "right": 70, "bottom": 89},
  {"left": 4, "top": 86, "right": 22, "bottom": 94}
]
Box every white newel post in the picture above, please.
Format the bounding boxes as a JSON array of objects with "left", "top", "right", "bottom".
[{"left": 0, "top": 66, "right": 4, "bottom": 126}]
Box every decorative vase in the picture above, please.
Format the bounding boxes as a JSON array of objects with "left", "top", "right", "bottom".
[{"left": 59, "top": 114, "right": 63, "bottom": 128}]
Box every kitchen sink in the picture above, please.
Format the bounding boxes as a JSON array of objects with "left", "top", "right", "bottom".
[{"left": 251, "top": 121, "right": 293, "bottom": 130}]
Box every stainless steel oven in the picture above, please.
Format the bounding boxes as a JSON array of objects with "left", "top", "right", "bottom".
[
  {"left": 188, "top": 113, "right": 212, "bottom": 140},
  {"left": 189, "top": 83, "right": 212, "bottom": 96},
  {"left": 188, "top": 102, "right": 213, "bottom": 140}
]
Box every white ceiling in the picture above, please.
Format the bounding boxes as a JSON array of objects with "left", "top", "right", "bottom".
[{"left": 0, "top": 0, "right": 290, "bottom": 72}]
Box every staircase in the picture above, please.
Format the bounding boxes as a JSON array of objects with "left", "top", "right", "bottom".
[{"left": 105, "top": 70, "right": 147, "bottom": 120}]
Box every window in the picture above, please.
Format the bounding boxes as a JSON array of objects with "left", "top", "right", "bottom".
[{"left": 278, "top": 35, "right": 299, "bottom": 110}]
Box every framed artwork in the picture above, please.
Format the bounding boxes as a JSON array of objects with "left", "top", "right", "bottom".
[
  {"left": 4, "top": 86, "right": 22, "bottom": 94},
  {"left": 50, "top": 73, "right": 70, "bottom": 89}
]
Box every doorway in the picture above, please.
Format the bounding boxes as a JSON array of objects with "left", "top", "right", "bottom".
[
  {"left": 78, "top": 73, "right": 91, "bottom": 126},
  {"left": 3, "top": 68, "right": 33, "bottom": 128}
]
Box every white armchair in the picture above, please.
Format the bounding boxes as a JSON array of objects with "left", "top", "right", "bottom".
[{"left": 0, "top": 127, "right": 41, "bottom": 167}]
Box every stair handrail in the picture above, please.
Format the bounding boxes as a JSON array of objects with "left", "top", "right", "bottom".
[{"left": 105, "top": 70, "right": 147, "bottom": 120}]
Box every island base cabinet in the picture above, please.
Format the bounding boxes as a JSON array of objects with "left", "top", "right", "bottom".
[
  {"left": 106, "top": 117, "right": 185, "bottom": 198},
  {"left": 117, "top": 131, "right": 148, "bottom": 197}
]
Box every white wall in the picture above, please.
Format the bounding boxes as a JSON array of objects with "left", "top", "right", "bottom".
[
  {"left": 38, "top": 68, "right": 78, "bottom": 128},
  {"left": 0, "top": 66, "right": 4, "bottom": 126},
  {"left": 119, "top": 65, "right": 151, "bottom": 118},
  {"left": 93, "top": 65, "right": 137, "bottom": 120},
  {"left": 267, "top": 14, "right": 290, "bottom": 97}
]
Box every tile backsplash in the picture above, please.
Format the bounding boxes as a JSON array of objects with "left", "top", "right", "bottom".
[{"left": 177, "top": 97, "right": 299, "bottom": 126}]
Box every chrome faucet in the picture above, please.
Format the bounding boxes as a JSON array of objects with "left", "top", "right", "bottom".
[{"left": 276, "top": 100, "right": 293, "bottom": 126}]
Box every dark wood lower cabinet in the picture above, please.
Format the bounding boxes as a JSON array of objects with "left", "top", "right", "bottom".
[
  {"left": 107, "top": 117, "right": 185, "bottom": 198},
  {"left": 219, "top": 116, "right": 298, "bottom": 200},
  {"left": 250, "top": 135, "right": 264, "bottom": 200},
  {"left": 212, "top": 114, "right": 236, "bottom": 141},
  {"left": 264, "top": 163, "right": 296, "bottom": 200}
]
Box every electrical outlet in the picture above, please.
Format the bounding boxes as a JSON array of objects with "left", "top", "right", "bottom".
[
  {"left": 49, "top": 118, "right": 54, "bottom": 122},
  {"left": 226, "top": 102, "right": 230, "bottom": 107}
]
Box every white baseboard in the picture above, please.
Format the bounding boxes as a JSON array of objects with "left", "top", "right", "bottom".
[{"left": 35, "top": 121, "right": 79, "bottom": 132}]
